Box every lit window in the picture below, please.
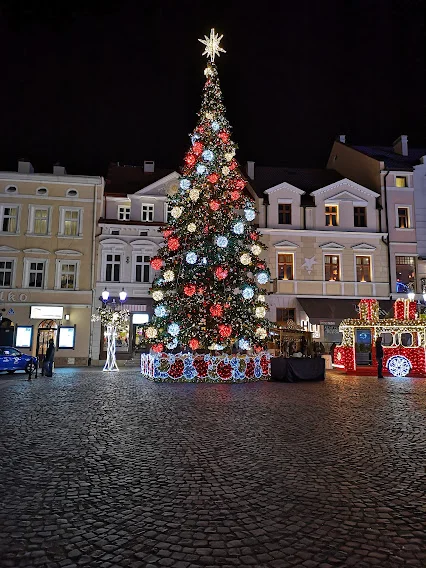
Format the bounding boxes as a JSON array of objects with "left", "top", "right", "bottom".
[
  {"left": 135, "top": 255, "right": 151, "bottom": 283},
  {"left": 397, "top": 207, "right": 409, "bottom": 228},
  {"left": 325, "top": 255, "right": 340, "bottom": 281},
  {"left": 105, "top": 254, "right": 121, "bottom": 282},
  {"left": 118, "top": 206, "right": 130, "bottom": 221},
  {"left": 1, "top": 206, "right": 18, "bottom": 233},
  {"left": 356, "top": 256, "right": 371, "bottom": 282},
  {"left": 141, "top": 204, "right": 154, "bottom": 222},
  {"left": 277, "top": 254, "right": 293, "bottom": 280},
  {"left": 354, "top": 207, "right": 367, "bottom": 227},
  {"left": 60, "top": 263, "right": 77, "bottom": 289},
  {"left": 395, "top": 256, "right": 416, "bottom": 293},
  {"left": 278, "top": 204, "right": 292, "bottom": 224},
  {"left": 325, "top": 205, "right": 338, "bottom": 226},
  {"left": 0, "top": 260, "right": 14, "bottom": 287},
  {"left": 33, "top": 208, "right": 49, "bottom": 235},
  {"left": 395, "top": 176, "right": 407, "bottom": 188}
]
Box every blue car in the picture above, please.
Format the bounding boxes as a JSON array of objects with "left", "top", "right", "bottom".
[{"left": 0, "top": 347, "right": 38, "bottom": 375}]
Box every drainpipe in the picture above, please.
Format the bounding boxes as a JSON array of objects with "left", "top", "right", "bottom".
[
  {"left": 382, "top": 170, "right": 391, "bottom": 297},
  {"left": 88, "top": 180, "right": 102, "bottom": 365}
]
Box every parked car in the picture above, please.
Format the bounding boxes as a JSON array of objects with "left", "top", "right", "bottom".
[{"left": 0, "top": 347, "right": 38, "bottom": 374}]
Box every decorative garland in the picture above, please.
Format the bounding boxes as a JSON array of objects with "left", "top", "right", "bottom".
[
  {"left": 91, "top": 306, "right": 130, "bottom": 331},
  {"left": 141, "top": 352, "right": 271, "bottom": 383}
]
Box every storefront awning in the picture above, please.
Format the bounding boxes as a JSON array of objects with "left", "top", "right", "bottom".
[{"left": 297, "top": 298, "right": 393, "bottom": 326}]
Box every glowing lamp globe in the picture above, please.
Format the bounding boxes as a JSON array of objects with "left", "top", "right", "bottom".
[
  {"left": 101, "top": 289, "right": 110, "bottom": 302},
  {"left": 180, "top": 179, "right": 191, "bottom": 190},
  {"left": 244, "top": 208, "right": 256, "bottom": 221},
  {"left": 186, "top": 252, "right": 198, "bottom": 264},
  {"left": 154, "top": 305, "right": 168, "bottom": 317},
  {"left": 189, "top": 188, "right": 200, "bottom": 201},
  {"left": 251, "top": 244, "right": 262, "bottom": 256},
  {"left": 152, "top": 290, "right": 164, "bottom": 301},
  {"left": 145, "top": 327, "right": 158, "bottom": 339},
  {"left": 240, "top": 253, "right": 251, "bottom": 266},
  {"left": 257, "top": 271, "right": 269, "bottom": 285},
  {"left": 255, "top": 327, "right": 267, "bottom": 340},
  {"left": 187, "top": 223, "right": 197, "bottom": 232},
  {"left": 202, "top": 150, "right": 214, "bottom": 162},
  {"left": 163, "top": 270, "right": 175, "bottom": 282},
  {"left": 255, "top": 306, "right": 267, "bottom": 318},
  {"left": 171, "top": 207, "right": 183, "bottom": 219},
  {"left": 216, "top": 236, "right": 228, "bottom": 248},
  {"left": 242, "top": 286, "right": 255, "bottom": 300},
  {"left": 168, "top": 323, "right": 180, "bottom": 337},
  {"left": 233, "top": 222, "right": 244, "bottom": 235}
]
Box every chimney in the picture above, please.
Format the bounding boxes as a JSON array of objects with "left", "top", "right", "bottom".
[
  {"left": 18, "top": 159, "right": 34, "bottom": 174},
  {"left": 144, "top": 160, "right": 155, "bottom": 173},
  {"left": 246, "top": 160, "right": 255, "bottom": 179},
  {"left": 338, "top": 134, "right": 346, "bottom": 144},
  {"left": 393, "top": 135, "right": 408, "bottom": 156},
  {"left": 53, "top": 163, "right": 67, "bottom": 175}
]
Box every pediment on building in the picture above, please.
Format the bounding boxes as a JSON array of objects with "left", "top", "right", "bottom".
[
  {"left": 319, "top": 242, "right": 345, "bottom": 250},
  {"left": 0, "top": 245, "right": 20, "bottom": 252},
  {"left": 351, "top": 243, "right": 376, "bottom": 251},
  {"left": 265, "top": 182, "right": 305, "bottom": 196},
  {"left": 134, "top": 172, "right": 180, "bottom": 196},
  {"left": 55, "top": 249, "right": 83, "bottom": 256},
  {"left": 23, "top": 248, "right": 50, "bottom": 254},
  {"left": 274, "top": 240, "right": 299, "bottom": 249}
]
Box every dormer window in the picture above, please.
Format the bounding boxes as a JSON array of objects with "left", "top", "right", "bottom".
[
  {"left": 5, "top": 186, "right": 17, "bottom": 194},
  {"left": 395, "top": 176, "right": 407, "bottom": 188},
  {"left": 354, "top": 207, "right": 367, "bottom": 227},
  {"left": 118, "top": 206, "right": 130, "bottom": 221},
  {"left": 278, "top": 204, "right": 291, "bottom": 225},
  {"left": 325, "top": 205, "right": 338, "bottom": 227}
]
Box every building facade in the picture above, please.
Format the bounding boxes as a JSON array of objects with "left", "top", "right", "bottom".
[{"left": 0, "top": 161, "right": 104, "bottom": 366}]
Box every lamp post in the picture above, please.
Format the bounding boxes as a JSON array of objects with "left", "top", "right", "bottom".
[{"left": 98, "top": 288, "right": 128, "bottom": 372}]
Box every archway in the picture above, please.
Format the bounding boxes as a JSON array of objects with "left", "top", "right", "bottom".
[{"left": 37, "top": 320, "right": 58, "bottom": 364}]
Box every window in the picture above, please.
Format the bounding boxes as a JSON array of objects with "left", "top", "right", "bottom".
[
  {"left": 395, "top": 176, "right": 407, "bottom": 188},
  {"left": 325, "top": 205, "right": 338, "bottom": 226},
  {"left": 278, "top": 204, "right": 292, "bottom": 224},
  {"left": 397, "top": 207, "right": 409, "bottom": 228},
  {"left": 356, "top": 256, "right": 371, "bottom": 282},
  {"left": 277, "top": 254, "right": 294, "bottom": 280},
  {"left": 141, "top": 204, "right": 154, "bottom": 222},
  {"left": 0, "top": 260, "right": 13, "bottom": 287},
  {"left": 5, "top": 186, "right": 17, "bottom": 194},
  {"left": 66, "top": 189, "right": 78, "bottom": 197},
  {"left": 111, "top": 230, "right": 120, "bottom": 235},
  {"left": 325, "top": 255, "right": 340, "bottom": 281},
  {"left": 36, "top": 187, "right": 48, "bottom": 195},
  {"left": 59, "top": 208, "right": 82, "bottom": 237},
  {"left": 164, "top": 204, "right": 173, "bottom": 223},
  {"left": 105, "top": 254, "right": 121, "bottom": 282},
  {"left": 276, "top": 308, "right": 295, "bottom": 323},
  {"left": 118, "top": 206, "right": 130, "bottom": 221},
  {"left": 28, "top": 261, "right": 46, "bottom": 288},
  {"left": 395, "top": 256, "right": 416, "bottom": 293},
  {"left": 60, "top": 263, "right": 77, "bottom": 289},
  {"left": 1, "top": 206, "right": 18, "bottom": 233},
  {"left": 354, "top": 207, "right": 367, "bottom": 227},
  {"left": 33, "top": 208, "right": 49, "bottom": 235},
  {"left": 135, "top": 255, "right": 151, "bottom": 283}
]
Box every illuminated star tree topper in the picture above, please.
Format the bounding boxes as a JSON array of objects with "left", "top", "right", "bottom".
[{"left": 198, "top": 28, "right": 226, "bottom": 62}]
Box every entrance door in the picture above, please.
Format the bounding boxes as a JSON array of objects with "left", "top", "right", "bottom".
[
  {"left": 36, "top": 320, "right": 58, "bottom": 365},
  {"left": 355, "top": 329, "right": 372, "bottom": 366}
]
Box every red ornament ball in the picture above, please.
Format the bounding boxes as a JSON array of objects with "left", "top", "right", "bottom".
[
  {"left": 185, "top": 153, "right": 197, "bottom": 167},
  {"left": 184, "top": 284, "right": 196, "bottom": 297},
  {"left": 192, "top": 141, "right": 204, "bottom": 155},
  {"left": 250, "top": 232, "right": 258, "bottom": 240},
  {"left": 229, "top": 159, "right": 238, "bottom": 170},
  {"left": 215, "top": 267, "right": 228, "bottom": 280},
  {"left": 218, "top": 131, "right": 229, "bottom": 143},
  {"left": 217, "top": 360, "right": 232, "bottom": 379},
  {"left": 152, "top": 343, "right": 164, "bottom": 353},
  {"left": 188, "top": 338, "right": 199, "bottom": 350},
  {"left": 210, "top": 303, "right": 224, "bottom": 317},
  {"left": 218, "top": 324, "right": 232, "bottom": 338},
  {"left": 235, "top": 178, "right": 246, "bottom": 190},
  {"left": 163, "top": 229, "right": 173, "bottom": 238},
  {"left": 230, "top": 191, "right": 241, "bottom": 201},
  {"left": 207, "top": 173, "right": 219, "bottom": 184},
  {"left": 209, "top": 200, "right": 220, "bottom": 211},
  {"left": 150, "top": 257, "right": 163, "bottom": 270},
  {"left": 167, "top": 237, "right": 180, "bottom": 251}
]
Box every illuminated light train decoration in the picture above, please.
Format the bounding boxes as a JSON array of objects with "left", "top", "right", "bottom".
[{"left": 334, "top": 298, "right": 426, "bottom": 377}]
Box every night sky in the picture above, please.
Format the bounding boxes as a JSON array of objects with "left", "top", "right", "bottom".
[{"left": 1, "top": 0, "right": 425, "bottom": 177}]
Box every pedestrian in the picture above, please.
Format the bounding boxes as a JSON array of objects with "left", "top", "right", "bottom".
[
  {"left": 330, "top": 342, "right": 336, "bottom": 363},
  {"left": 375, "top": 336, "right": 384, "bottom": 378},
  {"left": 43, "top": 339, "right": 55, "bottom": 377}
]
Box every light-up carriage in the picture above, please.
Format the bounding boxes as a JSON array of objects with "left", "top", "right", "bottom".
[{"left": 334, "top": 298, "right": 426, "bottom": 377}]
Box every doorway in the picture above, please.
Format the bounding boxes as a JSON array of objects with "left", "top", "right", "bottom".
[
  {"left": 37, "top": 320, "right": 58, "bottom": 365},
  {"left": 355, "top": 328, "right": 372, "bottom": 366}
]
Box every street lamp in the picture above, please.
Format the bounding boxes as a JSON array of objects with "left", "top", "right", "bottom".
[{"left": 408, "top": 292, "right": 415, "bottom": 301}]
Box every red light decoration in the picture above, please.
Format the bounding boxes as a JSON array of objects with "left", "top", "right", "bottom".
[
  {"left": 215, "top": 266, "right": 228, "bottom": 280},
  {"left": 169, "top": 358, "right": 184, "bottom": 379},
  {"left": 188, "top": 338, "right": 199, "bottom": 350},
  {"left": 235, "top": 178, "right": 246, "bottom": 190},
  {"left": 193, "top": 356, "right": 208, "bottom": 377},
  {"left": 152, "top": 343, "right": 164, "bottom": 353},
  {"left": 192, "top": 141, "right": 203, "bottom": 155},
  {"left": 229, "top": 159, "right": 238, "bottom": 170},
  {"left": 167, "top": 237, "right": 180, "bottom": 251},
  {"left": 207, "top": 173, "right": 219, "bottom": 184},
  {"left": 218, "top": 324, "right": 232, "bottom": 338},
  {"left": 150, "top": 257, "right": 163, "bottom": 270},
  {"left": 218, "top": 131, "right": 229, "bottom": 143},
  {"left": 217, "top": 360, "right": 232, "bottom": 380},
  {"left": 250, "top": 232, "right": 258, "bottom": 241},
  {"left": 230, "top": 191, "right": 241, "bottom": 201},
  {"left": 203, "top": 225, "right": 209, "bottom": 234},
  {"left": 184, "top": 284, "right": 196, "bottom": 297},
  {"left": 163, "top": 229, "right": 173, "bottom": 238},
  {"left": 210, "top": 303, "right": 223, "bottom": 317},
  {"left": 185, "top": 153, "right": 197, "bottom": 167},
  {"left": 209, "top": 200, "right": 220, "bottom": 211},
  {"left": 359, "top": 299, "right": 379, "bottom": 321}
]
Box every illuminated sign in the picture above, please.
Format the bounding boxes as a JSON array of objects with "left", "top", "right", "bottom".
[
  {"left": 58, "top": 327, "right": 75, "bottom": 349},
  {"left": 15, "top": 326, "right": 33, "bottom": 348},
  {"left": 30, "top": 306, "right": 64, "bottom": 319},
  {"left": 132, "top": 313, "right": 149, "bottom": 324}
]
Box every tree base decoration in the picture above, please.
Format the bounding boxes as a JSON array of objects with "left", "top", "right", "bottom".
[{"left": 141, "top": 352, "right": 271, "bottom": 383}]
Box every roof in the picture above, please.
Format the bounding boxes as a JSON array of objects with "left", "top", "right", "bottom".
[
  {"left": 252, "top": 167, "right": 344, "bottom": 194},
  {"left": 351, "top": 146, "right": 426, "bottom": 171},
  {"left": 105, "top": 163, "right": 176, "bottom": 195}
]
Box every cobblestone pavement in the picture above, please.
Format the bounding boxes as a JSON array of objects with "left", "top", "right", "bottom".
[{"left": 0, "top": 368, "right": 425, "bottom": 568}]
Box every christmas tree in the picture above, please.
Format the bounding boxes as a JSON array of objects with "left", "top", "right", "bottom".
[{"left": 145, "top": 29, "right": 270, "bottom": 353}]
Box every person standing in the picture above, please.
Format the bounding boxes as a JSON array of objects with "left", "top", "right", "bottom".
[
  {"left": 375, "top": 336, "right": 384, "bottom": 378},
  {"left": 43, "top": 339, "right": 55, "bottom": 377}
]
